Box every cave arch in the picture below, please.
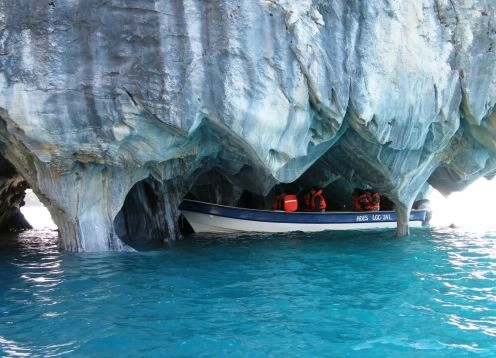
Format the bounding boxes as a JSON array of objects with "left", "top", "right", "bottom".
[
  {"left": 113, "top": 177, "right": 173, "bottom": 250},
  {"left": 20, "top": 189, "right": 57, "bottom": 230}
]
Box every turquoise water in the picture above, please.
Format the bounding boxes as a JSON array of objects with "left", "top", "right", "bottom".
[{"left": 1, "top": 228, "right": 496, "bottom": 357}]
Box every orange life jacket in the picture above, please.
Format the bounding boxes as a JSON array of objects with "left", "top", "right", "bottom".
[
  {"left": 311, "top": 189, "right": 326, "bottom": 211},
  {"left": 283, "top": 194, "right": 298, "bottom": 212},
  {"left": 366, "top": 192, "right": 380, "bottom": 211}
]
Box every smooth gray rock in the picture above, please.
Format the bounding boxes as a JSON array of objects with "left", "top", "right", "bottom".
[{"left": 0, "top": 0, "right": 495, "bottom": 250}]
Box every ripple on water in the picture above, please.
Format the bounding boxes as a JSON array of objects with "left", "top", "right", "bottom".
[{"left": 1, "top": 227, "right": 496, "bottom": 356}]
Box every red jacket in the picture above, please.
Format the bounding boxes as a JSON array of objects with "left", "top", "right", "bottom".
[
  {"left": 311, "top": 189, "right": 326, "bottom": 211},
  {"left": 283, "top": 194, "right": 298, "bottom": 212},
  {"left": 366, "top": 192, "right": 380, "bottom": 211}
]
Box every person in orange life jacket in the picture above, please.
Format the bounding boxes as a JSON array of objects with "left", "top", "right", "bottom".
[
  {"left": 271, "top": 191, "right": 284, "bottom": 210},
  {"left": 272, "top": 191, "right": 298, "bottom": 212},
  {"left": 352, "top": 188, "right": 367, "bottom": 211},
  {"left": 310, "top": 187, "right": 326, "bottom": 212},
  {"left": 301, "top": 192, "right": 312, "bottom": 211},
  {"left": 365, "top": 189, "right": 380, "bottom": 211},
  {"left": 282, "top": 194, "right": 298, "bottom": 212}
]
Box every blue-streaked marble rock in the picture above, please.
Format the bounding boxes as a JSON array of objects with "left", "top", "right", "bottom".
[{"left": 0, "top": 0, "right": 495, "bottom": 250}]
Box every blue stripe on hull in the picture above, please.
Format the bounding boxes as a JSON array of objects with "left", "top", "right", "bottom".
[{"left": 179, "top": 200, "right": 427, "bottom": 224}]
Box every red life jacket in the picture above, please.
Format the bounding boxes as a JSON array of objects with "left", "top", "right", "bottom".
[
  {"left": 311, "top": 189, "right": 326, "bottom": 211},
  {"left": 283, "top": 194, "right": 298, "bottom": 212},
  {"left": 353, "top": 193, "right": 367, "bottom": 211},
  {"left": 366, "top": 192, "right": 380, "bottom": 211},
  {"left": 352, "top": 195, "right": 362, "bottom": 211}
]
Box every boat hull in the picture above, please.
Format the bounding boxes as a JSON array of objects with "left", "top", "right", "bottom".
[{"left": 179, "top": 200, "right": 428, "bottom": 234}]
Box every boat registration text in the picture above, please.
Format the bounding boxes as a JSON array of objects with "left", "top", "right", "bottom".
[{"left": 356, "top": 214, "right": 393, "bottom": 222}]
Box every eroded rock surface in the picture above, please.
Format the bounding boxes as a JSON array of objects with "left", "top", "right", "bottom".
[
  {"left": 0, "top": 0, "right": 495, "bottom": 250},
  {"left": 0, "top": 155, "right": 30, "bottom": 231}
]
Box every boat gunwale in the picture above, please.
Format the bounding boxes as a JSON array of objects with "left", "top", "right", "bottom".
[{"left": 179, "top": 199, "right": 427, "bottom": 225}]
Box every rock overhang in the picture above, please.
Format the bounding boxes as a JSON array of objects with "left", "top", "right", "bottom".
[{"left": 0, "top": 1, "right": 495, "bottom": 250}]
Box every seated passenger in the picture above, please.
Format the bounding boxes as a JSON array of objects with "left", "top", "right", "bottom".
[
  {"left": 271, "top": 191, "right": 284, "bottom": 210},
  {"left": 310, "top": 187, "right": 326, "bottom": 212},
  {"left": 301, "top": 192, "right": 312, "bottom": 211},
  {"left": 365, "top": 189, "right": 380, "bottom": 211},
  {"left": 352, "top": 188, "right": 367, "bottom": 211}
]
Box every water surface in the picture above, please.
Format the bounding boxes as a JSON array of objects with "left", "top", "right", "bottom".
[{"left": 1, "top": 227, "right": 495, "bottom": 356}]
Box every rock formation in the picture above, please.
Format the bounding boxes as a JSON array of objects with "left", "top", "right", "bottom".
[
  {"left": 0, "top": 156, "right": 31, "bottom": 232},
  {"left": 0, "top": 0, "right": 495, "bottom": 251}
]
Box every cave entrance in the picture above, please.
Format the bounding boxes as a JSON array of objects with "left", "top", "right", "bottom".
[
  {"left": 20, "top": 189, "right": 57, "bottom": 230},
  {"left": 0, "top": 155, "right": 58, "bottom": 233},
  {"left": 114, "top": 177, "right": 189, "bottom": 250}
]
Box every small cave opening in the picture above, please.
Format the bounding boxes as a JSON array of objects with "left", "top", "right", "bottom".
[
  {"left": 20, "top": 189, "right": 57, "bottom": 230},
  {"left": 114, "top": 177, "right": 190, "bottom": 251},
  {"left": 0, "top": 155, "right": 57, "bottom": 233}
]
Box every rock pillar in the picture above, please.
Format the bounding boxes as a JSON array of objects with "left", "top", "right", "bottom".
[{"left": 395, "top": 203, "right": 411, "bottom": 237}]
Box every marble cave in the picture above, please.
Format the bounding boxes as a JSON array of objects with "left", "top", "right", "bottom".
[{"left": 1, "top": 0, "right": 496, "bottom": 251}]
